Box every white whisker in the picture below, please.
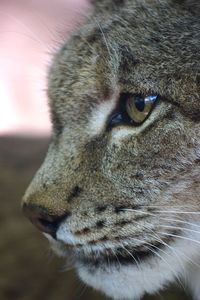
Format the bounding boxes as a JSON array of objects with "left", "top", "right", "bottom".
[
  {"left": 158, "top": 232, "right": 200, "bottom": 246},
  {"left": 127, "top": 235, "right": 183, "bottom": 288},
  {"left": 152, "top": 210, "right": 200, "bottom": 215},
  {"left": 122, "top": 208, "right": 200, "bottom": 215},
  {"left": 0, "top": 10, "right": 49, "bottom": 50},
  {"left": 123, "top": 218, "right": 200, "bottom": 271},
  {"left": 159, "top": 217, "right": 200, "bottom": 229},
  {"left": 110, "top": 247, "right": 122, "bottom": 270},
  {"left": 94, "top": 18, "right": 112, "bottom": 59},
  {"left": 145, "top": 244, "right": 184, "bottom": 289},
  {"left": 120, "top": 244, "right": 141, "bottom": 270},
  {"left": 160, "top": 224, "right": 200, "bottom": 235},
  {"left": 121, "top": 208, "right": 154, "bottom": 215}
]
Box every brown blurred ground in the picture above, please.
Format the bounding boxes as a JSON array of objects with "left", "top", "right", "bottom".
[{"left": 0, "top": 136, "right": 191, "bottom": 300}]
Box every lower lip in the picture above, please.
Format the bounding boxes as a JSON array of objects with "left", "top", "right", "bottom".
[{"left": 77, "top": 246, "right": 159, "bottom": 268}]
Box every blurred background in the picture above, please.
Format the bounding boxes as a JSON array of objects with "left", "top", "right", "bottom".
[{"left": 0, "top": 1, "right": 191, "bottom": 299}]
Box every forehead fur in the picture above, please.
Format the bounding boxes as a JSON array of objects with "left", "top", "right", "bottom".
[
  {"left": 91, "top": 0, "right": 200, "bottom": 13},
  {"left": 48, "top": 0, "right": 200, "bottom": 130}
]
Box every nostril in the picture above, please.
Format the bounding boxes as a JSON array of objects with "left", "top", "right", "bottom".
[
  {"left": 38, "top": 218, "right": 57, "bottom": 230},
  {"left": 35, "top": 217, "right": 60, "bottom": 238},
  {"left": 22, "top": 203, "right": 71, "bottom": 238}
]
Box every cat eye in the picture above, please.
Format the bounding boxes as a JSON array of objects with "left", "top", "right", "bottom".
[
  {"left": 126, "top": 94, "right": 158, "bottom": 124},
  {"left": 108, "top": 93, "right": 158, "bottom": 129}
]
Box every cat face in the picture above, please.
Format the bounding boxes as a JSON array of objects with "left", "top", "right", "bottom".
[{"left": 23, "top": 1, "right": 200, "bottom": 299}]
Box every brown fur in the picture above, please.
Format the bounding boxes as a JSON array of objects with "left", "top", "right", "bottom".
[{"left": 23, "top": 1, "right": 200, "bottom": 299}]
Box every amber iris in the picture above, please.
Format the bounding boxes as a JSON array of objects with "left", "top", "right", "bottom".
[{"left": 126, "top": 94, "right": 158, "bottom": 124}]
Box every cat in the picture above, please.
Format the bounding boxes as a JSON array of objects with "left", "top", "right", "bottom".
[{"left": 22, "top": 0, "right": 200, "bottom": 299}]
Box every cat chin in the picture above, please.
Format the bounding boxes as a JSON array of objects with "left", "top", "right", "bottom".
[
  {"left": 77, "top": 260, "right": 174, "bottom": 300},
  {"left": 77, "top": 235, "right": 200, "bottom": 300},
  {"left": 45, "top": 231, "right": 200, "bottom": 299}
]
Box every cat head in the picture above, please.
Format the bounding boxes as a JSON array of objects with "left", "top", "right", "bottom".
[{"left": 23, "top": 1, "right": 200, "bottom": 299}]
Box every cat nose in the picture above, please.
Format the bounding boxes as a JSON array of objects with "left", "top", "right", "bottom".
[{"left": 22, "top": 203, "right": 71, "bottom": 238}]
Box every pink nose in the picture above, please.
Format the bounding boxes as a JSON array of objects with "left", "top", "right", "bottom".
[{"left": 22, "top": 203, "right": 71, "bottom": 238}]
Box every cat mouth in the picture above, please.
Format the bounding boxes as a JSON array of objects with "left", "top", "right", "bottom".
[
  {"left": 76, "top": 241, "right": 165, "bottom": 268},
  {"left": 50, "top": 235, "right": 165, "bottom": 268},
  {"left": 51, "top": 228, "right": 178, "bottom": 268}
]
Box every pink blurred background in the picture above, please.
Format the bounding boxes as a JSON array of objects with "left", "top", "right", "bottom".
[{"left": 0, "top": 0, "right": 88, "bottom": 136}]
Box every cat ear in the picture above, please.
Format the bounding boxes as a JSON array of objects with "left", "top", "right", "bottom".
[{"left": 174, "top": 0, "right": 200, "bottom": 14}]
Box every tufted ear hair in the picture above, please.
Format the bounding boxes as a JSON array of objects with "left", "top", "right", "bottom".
[{"left": 174, "top": 0, "right": 200, "bottom": 14}]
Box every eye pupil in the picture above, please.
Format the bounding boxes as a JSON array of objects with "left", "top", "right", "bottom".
[
  {"left": 135, "top": 96, "right": 145, "bottom": 112},
  {"left": 107, "top": 93, "right": 159, "bottom": 130}
]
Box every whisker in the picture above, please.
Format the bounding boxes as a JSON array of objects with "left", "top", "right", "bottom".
[
  {"left": 62, "top": 264, "right": 75, "bottom": 272},
  {"left": 122, "top": 208, "right": 200, "bottom": 215},
  {"left": 120, "top": 244, "right": 141, "bottom": 270},
  {"left": 0, "top": 10, "right": 49, "bottom": 50},
  {"left": 110, "top": 247, "right": 122, "bottom": 270},
  {"left": 158, "top": 232, "right": 200, "bottom": 246},
  {"left": 76, "top": 282, "right": 88, "bottom": 300},
  {"left": 127, "top": 235, "right": 183, "bottom": 288},
  {"left": 159, "top": 217, "right": 200, "bottom": 230},
  {"left": 0, "top": 31, "right": 57, "bottom": 60},
  {"left": 160, "top": 224, "right": 200, "bottom": 235},
  {"left": 106, "top": 247, "right": 112, "bottom": 271},
  {"left": 121, "top": 208, "right": 154, "bottom": 215},
  {"left": 145, "top": 231, "right": 193, "bottom": 284},
  {"left": 94, "top": 18, "right": 112, "bottom": 60},
  {"left": 149, "top": 225, "right": 196, "bottom": 271},
  {"left": 152, "top": 210, "right": 200, "bottom": 215},
  {"left": 145, "top": 244, "right": 184, "bottom": 289},
  {"left": 121, "top": 218, "right": 200, "bottom": 271},
  {"left": 146, "top": 205, "right": 198, "bottom": 209},
  {"left": 61, "top": 254, "right": 75, "bottom": 272},
  {"left": 27, "top": 11, "right": 63, "bottom": 41},
  {"left": 79, "top": 35, "right": 97, "bottom": 53}
]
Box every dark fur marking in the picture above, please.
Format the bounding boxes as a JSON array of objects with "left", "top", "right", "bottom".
[
  {"left": 67, "top": 186, "right": 82, "bottom": 203},
  {"left": 96, "top": 220, "right": 105, "bottom": 228},
  {"left": 88, "top": 240, "right": 97, "bottom": 245},
  {"left": 88, "top": 236, "right": 108, "bottom": 246},
  {"left": 75, "top": 227, "right": 91, "bottom": 235},
  {"left": 115, "top": 204, "right": 141, "bottom": 214},
  {"left": 115, "top": 205, "right": 128, "bottom": 214},
  {"left": 95, "top": 205, "right": 107, "bottom": 213},
  {"left": 194, "top": 158, "right": 200, "bottom": 165},
  {"left": 63, "top": 211, "right": 72, "bottom": 219},
  {"left": 131, "top": 172, "right": 144, "bottom": 180},
  {"left": 99, "top": 236, "right": 108, "bottom": 242},
  {"left": 51, "top": 112, "right": 63, "bottom": 136},
  {"left": 117, "top": 220, "right": 131, "bottom": 226},
  {"left": 87, "top": 31, "right": 99, "bottom": 44},
  {"left": 196, "top": 75, "right": 200, "bottom": 85},
  {"left": 91, "top": 0, "right": 125, "bottom": 9},
  {"left": 82, "top": 227, "right": 90, "bottom": 234},
  {"left": 134, "top": 214, "right": 148, "bottom": 221},
  {"left": 119, "top": 44, "right": 140, "bottom": 70},
  {"left": 80, "top": 241, "right": 166, "bottom": 268}
]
